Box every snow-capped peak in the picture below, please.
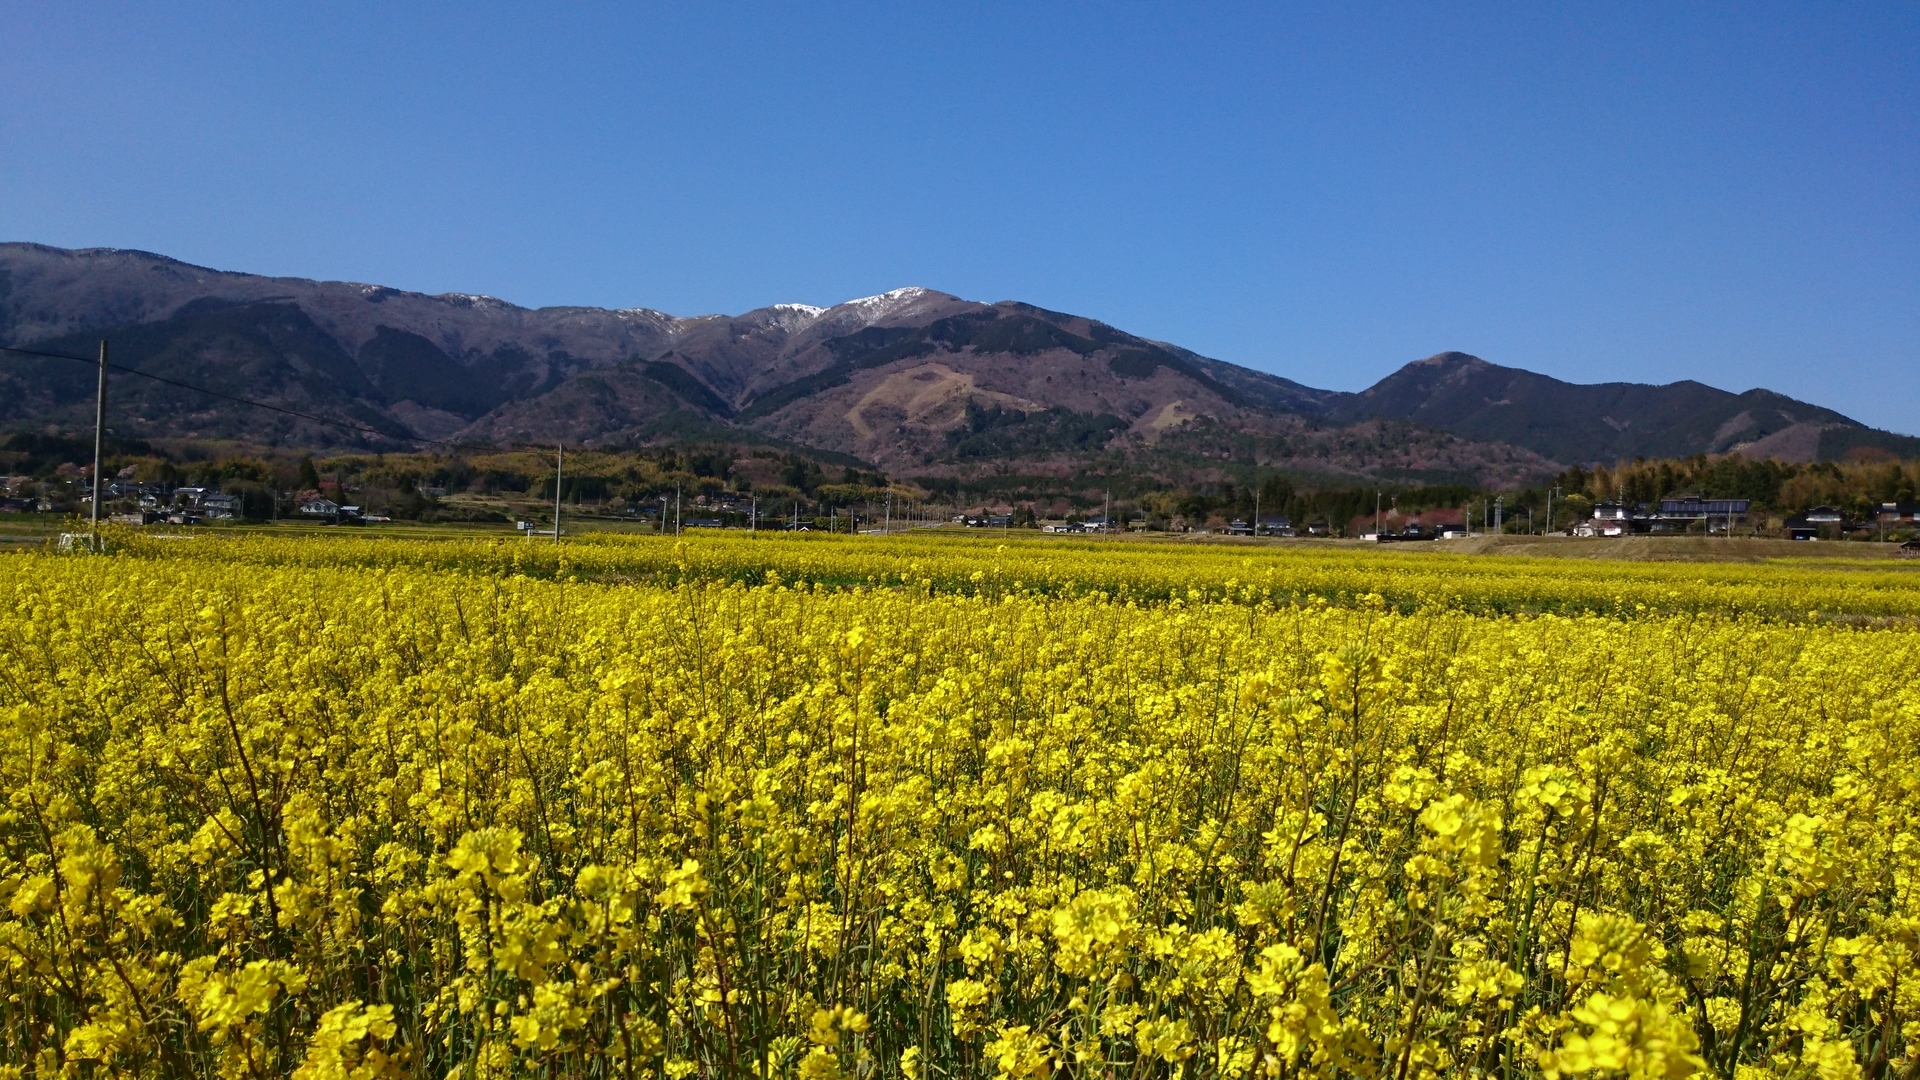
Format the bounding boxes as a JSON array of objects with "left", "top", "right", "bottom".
[
  {"left": 822, "top": 287, "right": 937, "bottom": 328},
  {"left": 747, "top": 302, "right": 831, "bottom": 332},
  {"left": 840, "top": 286, "right": 930, "bottom": 312}
]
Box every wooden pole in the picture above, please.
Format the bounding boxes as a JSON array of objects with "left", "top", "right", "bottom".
[{"left": 90, "top": 340, "right": 107, "bottom": 550}]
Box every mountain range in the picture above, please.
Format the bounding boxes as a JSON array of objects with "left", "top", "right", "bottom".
[{"left": 2, "top": 242, "right": 1913, "bottom": 486}]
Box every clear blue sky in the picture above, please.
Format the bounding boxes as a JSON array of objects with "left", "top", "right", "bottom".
[{"left": 4, "top": 2, "right": 1916, "bottom": 433}]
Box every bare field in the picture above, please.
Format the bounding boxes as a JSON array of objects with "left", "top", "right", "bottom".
[{"left": 1443, "top": 533, "right": 1916, "bottom": 563}]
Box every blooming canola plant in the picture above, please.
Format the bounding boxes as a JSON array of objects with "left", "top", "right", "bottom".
[{"left": 0, "top": 531, "right": 1915, "bottom": 1078}]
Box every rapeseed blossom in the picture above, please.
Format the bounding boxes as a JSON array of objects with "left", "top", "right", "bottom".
[{"left": 0, "top": 533, "right": 1915, "bottom": 1078}]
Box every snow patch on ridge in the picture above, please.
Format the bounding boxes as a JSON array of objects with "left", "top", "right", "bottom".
[
  {"left": 761, "top": 302, "right": 830, "bottom": 332},
  {"left": 827, "top": 287, "right": 936, "bottom": 327},
  {"left": 715, "top": 302, "right": 833, "bottom": 334},
  {"left": 841, "top": 286, "right": 930, "bottom": 312},
  {"left": 435, "top": 292, "right": 515, "bottom": 310}
]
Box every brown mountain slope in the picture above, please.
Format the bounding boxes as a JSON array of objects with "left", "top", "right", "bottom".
[
  {"left": 738, "top": 306, "right": 1258, "bottom": 472},
  {"left": 0, "top": 244, "right": 1362, "bottom": 476},
  {"left": 8, "top": 242, "right": 1904, "bottom": 485}
]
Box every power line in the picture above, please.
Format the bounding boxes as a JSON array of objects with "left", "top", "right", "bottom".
[{"left": 0, "top": 340, "right": 463, "bottom": 448}]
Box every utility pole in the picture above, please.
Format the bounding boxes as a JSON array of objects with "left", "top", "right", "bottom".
[
  {"left": 1254, "top": 487, "right": 1261, "bottom": 537},
  {"left": 751, "top": 494, "right": 757, "bottom": 536},
  {"left": 1374, "top": 490, "right": 1381, "bottom": 537},
  {"left": 1494, "top": 496, "right": 1503, "bottom": 536},
  {"left": 90, "top": 340, "right": 107, "bottom": 550},
  {"left": 552, "top": 444, "right": 563, "bottom": 544},
  {"left": 675, "top": 484, "right": 682, "bottom": 536}
]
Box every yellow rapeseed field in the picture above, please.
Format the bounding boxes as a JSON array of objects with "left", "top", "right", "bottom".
[{"left": 1, "top": 532, "right": 1916, "bottom": 1080}]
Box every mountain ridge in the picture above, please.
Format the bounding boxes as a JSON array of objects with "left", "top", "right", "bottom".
[
  {"left": 3, "top": 242, "right": 1914, "bottom": 479},
  {"left": 1323, "top": 350, "right": 1914, "bottom": 463}
]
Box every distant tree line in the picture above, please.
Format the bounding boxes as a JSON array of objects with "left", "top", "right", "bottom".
[
  {"left": 6, "top": 430, "right": 1917, "bottom": 533},
  {"left": 1553, "top": 454, "right": 1918, "bottom": 519}
]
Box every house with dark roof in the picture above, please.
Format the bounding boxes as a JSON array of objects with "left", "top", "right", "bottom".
[
  {"left": 1784, "top": 506, "right": 1844, "bottom": 540},
  {"left": 202, "top": 493, "right": 242, "bottom": 519},
  {"left": 1656, "top": 496, "right": 1750, "bottom": 533}
]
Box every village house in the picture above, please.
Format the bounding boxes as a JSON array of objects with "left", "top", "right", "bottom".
[
  {"left": 1784, "top": 505, "right": 1844, "bottom": 541},
  {"left": 295, "top": 498, "right": 364, "bottom": 524},
  {"left": 1573, "top": 502, "right": 1628, "bottom": 536},
  {"left": 202, "top": 493, "right": 242, "bottom": 519},
  {"left": 1655, "top": 496, "right": 1750, "bottom": 533}
]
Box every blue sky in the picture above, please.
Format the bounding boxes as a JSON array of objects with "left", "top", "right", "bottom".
[{"left": 3, "top": 2, "right": 1916, "bottom": 432}]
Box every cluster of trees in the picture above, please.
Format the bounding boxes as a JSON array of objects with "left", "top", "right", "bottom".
[
  {"left": 1550, "top": 455, "right": 1919, "bottom": 521},
  {"left": 941, "top": 403, "right": 1132, "bottom": 462},
  {"left": 1120, "top": 478, "right": 1473, "bottom": 532},
  {"left": 950, "top": 455, "right": 1920, "bottom": 536}
]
